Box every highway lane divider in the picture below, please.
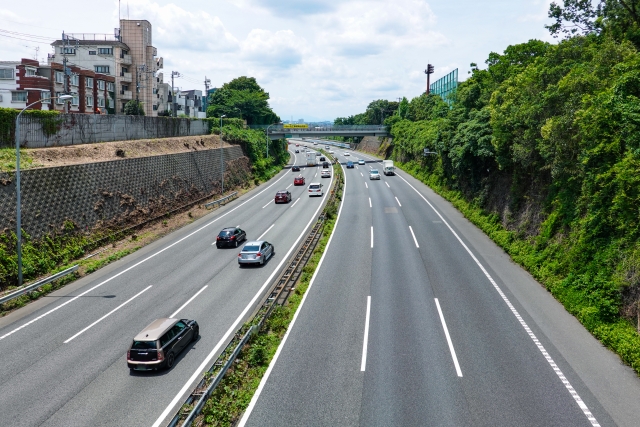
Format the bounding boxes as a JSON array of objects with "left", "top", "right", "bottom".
[{"left": 164, "top": 152, "right": 345, "bottom": 427}]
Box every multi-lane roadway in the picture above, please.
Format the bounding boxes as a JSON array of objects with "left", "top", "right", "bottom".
[
  {"left": 0, "top": 148, "right": 331, "bottom": 427},
  {"left": 240, "top": 140, "right": 640, "bottom": 427}
]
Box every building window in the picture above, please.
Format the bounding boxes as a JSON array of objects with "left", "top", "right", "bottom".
[
  {"left": 86, "top": 96, "right": 93, "bottom": 107},
  {"left": 55, "top": 71, "right": 64, "bottom": 84},
  {"left": 86, "top": 77, "right": 93, "bottom": 88},
  {"left": 95, "top": 65, "right": 110, "bottom": 74},
  {"left": 107, "top": 82, "right": 114, "bottom": 92},
  {"left": 25, "top": 68, "right": 36, "bottom": 76},
  {"left": 89, "top": 51, "right": 96, "bottom": 55},
  {"left": 70, "top": 74, "right": 79, "bottom": 86},
  {"left": 0, "top": 68, "right": 14, "bottom": 79},
  {"left": 12, "top": 91, "right": 27, "bottom": 102},
  {"left": 153, "top": 104, "right": 158, "bottom": 111},
  {"left": 98, "top": 97, "right": 105, "bottom": 107},
  {"left": 61, "top": 47, "right": 76, "bottom": 55},
  {"left": 41, "top": 91, "right": 51, "bottom": 103},
  {"left": 72, "top": 94, "right": 79, "bottom": 106},
  {"left": 122, "top": 84, "right": 129, "bottom": 91},
  {"left": 98, "top": 80, "right": 105, "bottom": 90},
  {"left": 56, "top": 92, "right": 65, "bottom": 104},
  {"left": 98, "top": 48, "right": 113, "bottom": 55}
]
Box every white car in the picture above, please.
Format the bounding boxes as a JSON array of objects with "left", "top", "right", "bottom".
[
  {"left": 329, "top": 150, "right": 335, "bottom": 154},
  {"left": 358, "top": 159, "right": 365, "bottom": 165},
  {"left": 344, "top": 152, "right": 350, "bottom": 156},
  {"left": 369, "top": 169, "right": 381, "bottom": 180},
  {"left": 308, "top": 182, "right": 324, "bottom": 197},
  {"left": 321, "top": 169, "right": 331, "bottom": 178},
  {"left": 325, "top": 145, "right": 330, "bottom": 149}
]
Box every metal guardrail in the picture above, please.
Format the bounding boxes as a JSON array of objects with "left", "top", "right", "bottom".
[
  {"left": 0, "top": 265, "right": 79, "bottom": 305},
  {"left": 167, "top": 153, "right": 343, "bottom": 427},
  {"left": 174, "top": 325, "right": 257, "bottom": 427},
  {"left": 204, "top": 191, "right": 238, "bottom": 209}
]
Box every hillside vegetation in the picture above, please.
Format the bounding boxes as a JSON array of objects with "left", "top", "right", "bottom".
[{"left": 347, "top": 32, "right": 640, "bottom": 371}]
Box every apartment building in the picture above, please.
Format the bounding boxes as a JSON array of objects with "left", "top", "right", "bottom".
[
  {"left": 182, "top": 90, "right": 206, "bottom": 118},
  {"left": 0, "top": 59, "right": 52, "bottom": 110},
  {"left": 47, "top": 20, "right": 163, "bottom": 116},
  {"left": 155, "top": 72, "right": 172, "bottom": 115}
]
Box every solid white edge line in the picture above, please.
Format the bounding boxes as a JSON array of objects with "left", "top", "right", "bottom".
[
  {"left": 257, "top": 224, "right": 275, "bottom": 241},
  {"left": 361, "top": 295, "right": 371, "bottom": 371},
  {"left": 151, "top": 172, "right": 334, "bottom": 427},
  {"left": 434, "top": 298, "right": 463, "bottom": 377},
  {"left": 371, "top": 226, "right": 374, "bottom": 248},
  {"left": 262, "top": 200, "right": 272, "bottom": 209},
  {"left": 64, "top": 286, "right": 152, "bottom": 343},
  {"left": 409, "top": 226, "right": 419, "bottom": 248},
  {"left": 396, "top": 172, "right": 601, "bottom": 427},
  {"left": 170, "top": 285, "right": 208, "bottom": 318},
  {"left": 0, "top": 164, "right": 293, "bottom": 342},
  {"left": 290, "top": 198, "right": 301, "bottom": 208},
  {"left": 237, "top": 160, "right": 347, "bottom": 427},
  {"left": 395, "top": 196, "right": 402, "bottom": 207},
  {"left": 369, "top": 197, "right": 372, "bottom": 208}
]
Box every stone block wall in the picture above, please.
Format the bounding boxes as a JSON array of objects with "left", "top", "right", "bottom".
[{"left": 0, "top": 145, "right": 246, "bottom": 240}]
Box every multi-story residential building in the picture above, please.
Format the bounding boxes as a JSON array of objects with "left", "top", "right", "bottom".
[
  {"left": 182, "top": 89, "right": 206, "bottom": 118},
  {"left": 155, "top": 72, "right": 171, "bottom": 115},
  {"left": 120, "top": 19, "right": 162, "bottom": 116},
  {"left": 0, "top": 59, "right": 52, "bottom": 110},
  {"left": 48, "top": 20, "right": 162, "bottom": 116}
]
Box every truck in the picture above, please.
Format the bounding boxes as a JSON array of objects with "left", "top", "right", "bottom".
[
  {"left": 382, "top": 160, "right": 395, "bottom": 175},
  {"left": 306, "top": 151, "right": 317, "bottom": 166}
]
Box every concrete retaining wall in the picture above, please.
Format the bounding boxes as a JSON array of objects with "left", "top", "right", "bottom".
[{"left": 0, "top": 145, "right": 246, "bottom": 240}]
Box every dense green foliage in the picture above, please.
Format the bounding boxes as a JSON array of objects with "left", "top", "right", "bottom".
[
  {"left": 351, "top": 34, "right": 640, "bottom": 372},
  {"left": 123, "top": 100, "right": 145, "bottom": 116},
  {"left": 0, "top": 107, "right": 61, "bottom": 146},
  {"left": 206, "top": 77, "right": 280, "bottom": 125}
]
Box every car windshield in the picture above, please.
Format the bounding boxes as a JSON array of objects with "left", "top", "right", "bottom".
[
  {"left": 242, "top": 245, "right": 260, "bottom": 252},
  {"left": 132, "top": 340, "right": 156, "bottom": 350},
  {"left": 371, "top": 170, "right": 379, "bottom": 174}
]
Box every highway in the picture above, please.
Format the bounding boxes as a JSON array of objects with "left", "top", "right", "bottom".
[
  {"left": 240, "top": 140, "right": 640, "bottom": 427},
  {"left": 0, "top": 147, "right": 332, "bottom": 427}
]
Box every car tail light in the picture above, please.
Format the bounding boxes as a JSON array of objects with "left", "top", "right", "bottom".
[
  {"left": 257, "top": 252, "right": 262, "bottom": 257},
  {"left": 127, "top": 350, "right": 130, "bottom": 360},
  {"left": 216, "top": 236, "right": 220, "bottom": 241},
  {"left": 238, "top": 253, "right": 242, "bottom": 257},
  {"left": 157, "top": 349, "right": 164, "bottom": 362},
  {"left": 230, "top": 235, "right": 236, "bottom": 240}
]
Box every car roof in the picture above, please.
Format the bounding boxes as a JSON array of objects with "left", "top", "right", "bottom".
[
  {"left": 134, "top": 318, "right": 179, "bottom": 341},
  {"left": 221, "top": 227, "right": 237, "bottom": 231},
  {"left": 370, "top": 169, "right": 379, "bottom": 172},
  {"left": 243, "top": 240, "right": 266, "bottom": 249},
  {"left": 277, "top": 190, "right": 289, "bottom": 193}
]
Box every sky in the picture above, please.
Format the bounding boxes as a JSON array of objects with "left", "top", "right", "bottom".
[{"left": 0, "top": 0, "right": 555, "bottom": 122}]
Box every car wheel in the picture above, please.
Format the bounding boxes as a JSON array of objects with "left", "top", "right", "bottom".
[
  {"left": 166, "top": 352, "right": 175, "bottom": 370},
  {"left": 192, "top": 327, "right": 199, "bottom": 342}
]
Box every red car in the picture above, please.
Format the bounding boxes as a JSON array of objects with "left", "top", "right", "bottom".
[
  {"left": 294, "top": 175, "right": 305, "bottom": 186},
  {"left": 275, "top": 190, "right": 292, "bottom": 203}
]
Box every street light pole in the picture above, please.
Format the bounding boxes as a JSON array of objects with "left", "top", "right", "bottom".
[
  {"left": 15, "top": 94, "right": 72, "bottom": 286},
  {"left": 220, "top": 114, "right": 226, "bottom": 195}
]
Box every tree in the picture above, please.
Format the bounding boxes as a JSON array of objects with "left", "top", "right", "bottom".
[
  {"left": 206, "top": 76, "right": 280, "bottom": 125},
  {"left": 124, "top": 100, "right": 145, "bottom": 116}
]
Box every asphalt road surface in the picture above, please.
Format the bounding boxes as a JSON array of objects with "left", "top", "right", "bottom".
[
  {"left": 240, "top": 140, "right": 640, "bottom": 427},
  {"left": 0, "top": 146, "right": 332, "bottom": 427}
]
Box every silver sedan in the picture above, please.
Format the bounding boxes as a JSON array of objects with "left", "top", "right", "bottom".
[{"left": 238, "top": 240, "right": 274, "bottom": 266}]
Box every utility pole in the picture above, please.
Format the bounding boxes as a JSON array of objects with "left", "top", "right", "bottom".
[
  {"left": 424, "top": 64, "right": 435, "bottom": 94},
  {"left": 171, "top": 71, "right": 180, "bottom": 117}
]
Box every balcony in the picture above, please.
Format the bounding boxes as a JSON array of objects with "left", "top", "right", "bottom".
[
  {"left": 120, "top": 54, "right": 132, "bottom": 64},
  {"left": 119, "top": 72, "right": 132, "bottom": 82},
  {"left": 120, "top": 90, "right": 132, "bottom": 100}
]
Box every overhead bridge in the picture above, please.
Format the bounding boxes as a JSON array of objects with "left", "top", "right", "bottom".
[{"left": 249, "top": 125, "right": 389, "bottom": 140}]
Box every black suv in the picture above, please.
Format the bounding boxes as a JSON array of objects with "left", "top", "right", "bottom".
[
  {"left": 216, "top": 227, "right": 247, "bottom": 248},
  {"left": 127, "top": 318, "right": 199, "bottom": 371},
  {"left": 322, "top": 161, "right": 330, "bottom": 168}
]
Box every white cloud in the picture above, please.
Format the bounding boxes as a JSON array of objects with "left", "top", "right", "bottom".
[{"left": 240, "top": 29, "right": 306, "bottom": 68}]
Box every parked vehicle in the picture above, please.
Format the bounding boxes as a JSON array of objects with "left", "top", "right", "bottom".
[
  {"left": 275, "top": 190, "right": 292, "bottom": 203},
  {"left": 127, "top": 318, "right": 199, "bottom": 371},
  {"left": 346, "top": 161, "right": 354, "bottom": 168},
  {"left": 294, "top": 175, "right": 306, "bottom": 186},
  {"left": 369, "top": 169, "right": 381, "bottom": 180},
  {"left": 383, "top": 160, "right": 395, "bottom": 175},
  {"left": 238, "top": 240, "right": 274, "bottom": 266},
  {"left": 216, "top": 227, "right": 247, "bottom": 248},
  {"left": 308, "top": 182, "right": 324, "bottom": 197}
]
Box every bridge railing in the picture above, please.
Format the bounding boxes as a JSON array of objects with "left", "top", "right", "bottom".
[{"left": 248, "top": 125, "right": 388, "bottom": 133}]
